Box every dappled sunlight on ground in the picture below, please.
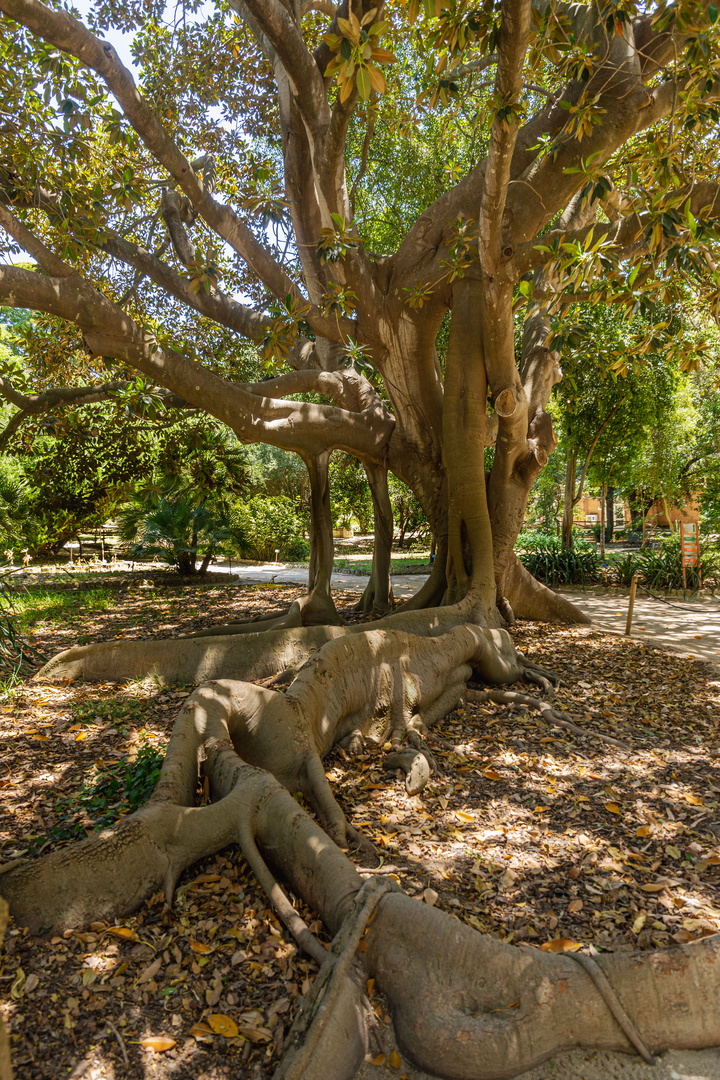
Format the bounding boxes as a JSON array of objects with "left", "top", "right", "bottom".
[{"left": 0, "top": 581, "right": 718, "bottom": 1077}]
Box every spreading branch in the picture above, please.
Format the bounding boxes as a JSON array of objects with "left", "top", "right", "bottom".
[
  {"left": 479, "top": 0, "right": 532, "bottom": 273},
  {"left": 0, "top": 0, "right": 344, "bottom": 328},
  {"left": 508, "top": 181, "right": 720, "bottom": 280},
  {"left": 0, "top": 265, "right": 394, "bottom": 463}
]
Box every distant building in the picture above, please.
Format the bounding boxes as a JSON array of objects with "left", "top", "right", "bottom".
[{"left": 570, "top": 494, "right": 699, "bottom": 532}]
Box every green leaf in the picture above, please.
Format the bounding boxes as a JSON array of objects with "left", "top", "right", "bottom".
[{"left": 356, "top": 66, "right": 371, "bottom": 101}]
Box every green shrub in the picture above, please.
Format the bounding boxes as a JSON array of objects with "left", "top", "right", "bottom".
[
  {"left": 0, "top": 574, "right": 44, "bottom": 681},
  {"left": 606, "top": 536, "right": 720, "bottom": 592},
  {"left": 28, "top": 739, "right": 166, "bottom": 851},
  {"left": 231, "top": 495, "right": 306, "bottom": 561},
  {"left": 517, "top": 533, "right": 600, "bottom": 586},
  {"left": 120, "top": 492, "right": 231, "bottom": 574},
  {"left": 607, "top": 552, "right": 638, "bottom": 587}
]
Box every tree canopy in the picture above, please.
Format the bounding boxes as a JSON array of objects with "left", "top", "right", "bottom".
[{"left": 1, "top": 0, "right": 720, "bottom": 624}]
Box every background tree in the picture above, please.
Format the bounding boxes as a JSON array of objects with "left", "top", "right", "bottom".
[{"left": 551, "top": 303, "right": 690, "bottom": 548}]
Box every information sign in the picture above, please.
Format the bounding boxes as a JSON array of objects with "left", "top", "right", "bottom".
[{"left": 681, "top": 521, "right": 700, "bottom": 566}]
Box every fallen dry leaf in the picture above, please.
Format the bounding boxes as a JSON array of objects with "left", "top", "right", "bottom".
[
  {"left": 189, "top": 1022, "right": 214, "bottom": 1042},
  {"left": 139, "top": 1036, "right": 176, "bottom": 1053},
  {"left": 540, "top": 939, "right": 582, "bottom": 953},
  {"left": 207, "top": 1013, "right": 239, "bottom": 1038},
  {"left": 107, "top": 927, "right": 139, "bottom": 941},
  {"left": 189, "top": 940, "right": 215, "bottom": 954}
]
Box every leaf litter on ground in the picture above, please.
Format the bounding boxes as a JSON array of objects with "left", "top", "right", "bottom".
[{"left": 0, "top": 577, "right": 719, "bottom": 1078}]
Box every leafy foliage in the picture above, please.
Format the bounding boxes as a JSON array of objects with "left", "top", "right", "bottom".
[
  {"left": 0, "top": 573, "right": 44, "bottom": 680},
  {"left": 120, "top": 492, "right": 232, "bottom": 575},
  {"left": 28, "top": 739, "right": 166, "bottom": 852},
  {"left": 232, "top": 495, "right": 308, "bottom": 563},
  {"left": 607, "top": 536, "right": 720, "bottom": 593},
  {"left": 517, "top": 532, "right": 600, "bottom": 586}
]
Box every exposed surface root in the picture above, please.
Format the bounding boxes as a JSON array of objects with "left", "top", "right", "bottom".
[
  {"left": 274, "top": 878, "right": 397, "bottom": 1080},
  {"left": 0, "top": 900, "right": 12, "bottom": 1080},
  {"left": 505, "top": 555, "right": 592, "bottom": 624},
  {"left": 12, "top": 621, "right": 529, "bottom": 930},
  {"left": 10, "top": 614, "right": 720, "bottom": 1080},
  {"left": 465, "top": 687, "right": 631, "bottom": 749},
  {"left": 188, "top": 599, "right": 304, "bottom": 637},
  {"left": 367, "top": 894, "right": 720, "bottom": 1080},
  {"left": 35, "top": 623, "right": 350, "bottom": 684}
]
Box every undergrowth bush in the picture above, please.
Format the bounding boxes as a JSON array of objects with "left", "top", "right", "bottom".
[
  {"left": 29, "top": 739, "right": 166, "bottom": 852},
  {"left": 606, "top": 536, "right": 720, "bottom": 592},
  {"left": 232, "top": 495, "right": 307, "bottom": 561},
  {"left": 516, "top": 532, "right": 600, "bottom": 586},
  {"left": 0, "top": 574, "right": 44, "bottom": 682}
]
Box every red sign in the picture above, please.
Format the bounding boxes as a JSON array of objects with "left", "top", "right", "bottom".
[{"left": 681, "top": 521, "right": 700, "bottom": 566}]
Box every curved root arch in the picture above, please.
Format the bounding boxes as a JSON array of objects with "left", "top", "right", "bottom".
[{"left": 4, "top": 622, "right": 720, "bottom": 1079}]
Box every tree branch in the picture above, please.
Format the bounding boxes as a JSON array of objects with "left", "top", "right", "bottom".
[
  {"left": 0, "top": 0, "right": 314, "bottom": 310},
  {"left": 0, "top": 266, "right": 393, "bottom": 463},
  {"left": 241, "top": 0, "right": 330, "bottom": 137},
  {"left": 573, "top": 394, "right": 631, "bottom": 505},
  {"left": 508, "top": 181, "right": 720, "bottom": 279},
  {"left": 479, "top": 0, "right": 532, "bottom": 273}
]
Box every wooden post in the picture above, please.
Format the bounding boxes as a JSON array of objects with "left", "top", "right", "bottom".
[{"left": 625, "top": 574, "right": 639, "bottom": 636}]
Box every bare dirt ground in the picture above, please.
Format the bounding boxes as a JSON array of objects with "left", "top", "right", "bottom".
[{"left": 1, "top": 576, "right": 719, "bottom": 1079}]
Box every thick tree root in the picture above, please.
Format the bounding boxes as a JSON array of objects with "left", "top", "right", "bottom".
[
  {"left": 505, "top": 555, "right": 591, "bottom": 624},
  {"left": 35, "top": 593, "right": 520, "bottom": 685},
  {"left": 35, "top": 623, "right": 349, "bottom": 684},
  {"left": 4, "top": 619, "right": 720, "bottom": 1078},
  {"left": 188, "top": 600, "right": 304, "bottom": 637},
  {"left": 0, "top": 900, "right": 12, "bottom": 1080},
  {"left": 274, "top": 878, "right": 397, "bottom": 1080}
]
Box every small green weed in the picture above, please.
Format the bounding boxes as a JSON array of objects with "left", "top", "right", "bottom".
[
  {"left": 72, "top": 697, "right": 145, "bottom": 729},
  {"left": 29, "top": 739, "right": 166, "bottom": 852}
]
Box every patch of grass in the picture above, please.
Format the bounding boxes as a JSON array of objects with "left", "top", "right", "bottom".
[
  {"left": 72, "top": 696, "right": 146, "bottom": 729},
  {"left": 29, "top": 738, "right": 166, "bottom": 852},
  {"left": 13, "top": 587, "right": 117, "bottom": 633}
]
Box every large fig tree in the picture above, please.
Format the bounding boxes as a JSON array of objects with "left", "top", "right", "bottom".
[{"left": 1, "top": 0, "right": 720, "bottom": 1077}]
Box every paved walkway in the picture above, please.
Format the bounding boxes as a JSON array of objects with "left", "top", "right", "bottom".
[
  {"left": 213, "top": 562, "right": 720, "bottom": 670},
  {"left": 560, "top": 587, "right": 720, "bottom": 670},
  {"left": 13, "top": 557, "right": 720, "bottom": 672},
  {"left": 214, "top": 560, "right": 427, "bottom": 599}
]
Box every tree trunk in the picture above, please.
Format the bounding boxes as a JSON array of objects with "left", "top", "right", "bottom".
[
  {"left": 600, "top": 483, "right": 606, "bottom": 561},
  {"left": 606, "top": 485, "right": 615, "bottom": 543},
  {"left": 301, "top": 452, "right": 341, "bottom": 626},
  {"left": 485, "top": 289, "right": 563, "bottom": 622},
  {"left": 663, "top": 493, "right": 675, "bottom": 534},
  {"left": 443, "top": 279, "right": 496, "bottom": 612},
  {"left": 354, "top": 463, "right": 394, "bottom": 616},
  {"left": 198, "top": 545, "right": 214, "bottom": 575},
  {"left": 562, "top": 450, "right": 578, "bottom": 550}
]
